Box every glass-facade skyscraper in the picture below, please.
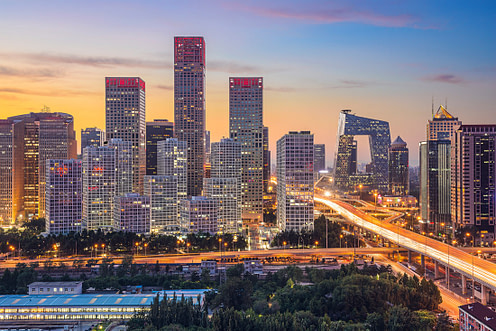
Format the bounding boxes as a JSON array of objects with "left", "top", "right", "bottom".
[
  {"left": 388, "top": 136, "right": 409, "bottom": 195},
  {"left": 81, "top": 127, "right": 104, "bottom": 150},
  {"left": 105, "top": 77, "right": 146, "bottom": 194},
  {"left": 174, "top": 36, "right": 206, "bottom": 197},
  {"left": 229, "top": 77, "right": 264, "bottom": 222},
  {"left": 146, "top": 119, "right": 174, "bottom": 175}
]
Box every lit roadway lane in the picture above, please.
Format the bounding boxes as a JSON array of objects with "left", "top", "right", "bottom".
[{"left": 315, "top": 195, "right": 496, "bottom": 292}]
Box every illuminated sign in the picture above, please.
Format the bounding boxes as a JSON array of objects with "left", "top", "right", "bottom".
[{"left": 106, "top": 78, "right": 145, "bottom": 91}]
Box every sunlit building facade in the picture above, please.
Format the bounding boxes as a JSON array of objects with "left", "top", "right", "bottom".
[
  {"left": 229, "top": 77, "right": 264, "bottom": 221},
  {"left": 105, "top": 77, "right": 146, "bottom": 194},
  {"left": 276, "top": 131, "right": 314, "bottom": 231},
  {"left": 263, "top": 126, "right": 271, "bottom": 193},
  {"left": 146, "top": 119, "right": 174, "bottom": 175},
  {"left": 46, "top": 159, "right": 82, "bottom": 234},
  {"left": 174, "top": 36, "right": 206, "bottom": 197}
]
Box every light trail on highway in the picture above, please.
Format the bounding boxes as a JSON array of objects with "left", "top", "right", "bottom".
[{"left": 315, "top": 195, "right": 496, "bottom": 292}]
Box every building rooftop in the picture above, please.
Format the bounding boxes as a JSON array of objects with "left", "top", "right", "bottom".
[
  {"left": 29, "top": 281, "right": 82, "bottom": 287},
  {"left": 460, "top": 302, "right": 496, "bottom": 330},
  {"left": 391, "top": 136, "right": 407, "bottom": 147},
  {"left": 433, "top": 105, "right": 456, "bottom": 120},
  {"left": 0, "top": 289, "right": 208, "bottom": 308}
]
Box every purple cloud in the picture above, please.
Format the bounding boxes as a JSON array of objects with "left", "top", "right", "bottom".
[
  {"left": 0, "top": 87, "right": 97, "bottom": 97},
  {"left": 228, "top": 2, "right": 428, "bottom": 28},
  {"left": 422, "top": 74, "right": 465, "bottom": 84},
  {"left": 0, "top": 65, "right": 62, "bottom": 78}
]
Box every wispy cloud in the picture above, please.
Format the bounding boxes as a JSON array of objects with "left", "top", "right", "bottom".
[
  {"left": 156, "top": 84, "right": 173, "bottom": 90},
  {"left": 0, "top": 65, "right": 62, "bottom": 78},
  {"left": 0, "top": 53, "right": 171, "bottom": 69},
  {"left": 265, "top": 86, "right": 300, "bottom": 92},
  {"left": 0, "top": 87, "right": 98, "bottom": 97},
  {"left": 228, "top": 2, "right": 430, "bottom": 29},
  {"left": 209, "top": 60, "right": 266, "bottom": 74},
  {"left": 422, "top": 74, "right": 465, "bottom": 84},
  {"left": 329, "top": 80, "right": 372, "bottom": 89}
]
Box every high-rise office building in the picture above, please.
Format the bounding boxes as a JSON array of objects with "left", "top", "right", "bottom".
[
  {"left": 105, "top": 77, "right": 146, "bottom": 194},
  {"left": 174, "top": 37, "right": 206, "bottom": 197},
  {"left": 0, "top": 120, "right": 22, "bottom": 223},
  {"left": 420, "top": 105, "right": 461, "bottom": 231},
  {"left": 263, "top": 126, "right": 271, "bottom": 193},
  {"left": 113, "top": 193, "right": 150, "bottom": 234},
  {"left": 179, "top": 196, "right": 218, "bottom": 235},
  {"left": 333, "top": 110, "right": 390, "bottom": 192},
  {"left": 144, "top": 175, "right": 178, "bottom": 234},
  {"left": 46, "top": 159, "right": 82, "bottom": 234},
  {"left": 108, "top": 139, "right": 133, "bottom": 196},
  {"left": 157, "top": 138, "right": 187, "bottom": 201},
  {"left": 205, "top": 138, "right": 242, "bottom": 233},
  {"left": 276, "top": 131, "right": 314, "bottom": 231},
  {"left": 81, "top": 128, "right": 104, "bottom": 150},
  {"left": 146, "top": 120, "right": 174, "bottom": 175},
  {"left": 388, "top": 136, "right": 409, "bottom": 196},
  {"left": 6, "top": 112, "right": 76, "bottom": 219},
  {"left": 229, "top": 77, "right": 264, "bottom": 221},
  {"left": 314, "top": 144, "right": 326, "bottom": 173},
  {"left": 82, "top": 146, "right": 115, "bottom": 231},
  {"left": 452, "top": 125, "right": 496, "bottom": 245}
]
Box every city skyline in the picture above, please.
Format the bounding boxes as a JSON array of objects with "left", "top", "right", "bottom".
[{"left": 1, "top": 1, "right": 494, "bottom": 166}]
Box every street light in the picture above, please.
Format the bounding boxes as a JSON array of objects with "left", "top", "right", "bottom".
[
  {"left": 143, "top": 243, "right": 148, "bottom": 256},
  {"left": 339, "top": 234, "right": 343, "bottom": 248},
  {"left": 373, "top": 192, "right": 378, "bottom": 213},
  {"left": 101, "top": 244, "right": 105, "bottom": 257},
  {"left": 466, "top": 232, "right": 473, "bottom": 247},
  {"left": 135, "top": 242, "right": 139, "bottom": 256}
]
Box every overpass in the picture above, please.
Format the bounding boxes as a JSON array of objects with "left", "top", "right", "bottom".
[{"left": 315, "top": 195, "right": 496, "bottom": 304}]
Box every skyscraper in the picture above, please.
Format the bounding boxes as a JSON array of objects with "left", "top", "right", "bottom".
[
  {"left": 157, "top": 138, "right": 187, "bottom": 201},
  {"left": 146, "top": 119, "right": 174, "bottom": 175},
  {"left": 46, "top": 159, "right": 82, "bottom": 234},
  {"left": 276, "top": 131, "right": 314, "bottom": 231},
  {"left": 144, "top": 175, "right": 178, "bottom": 234},
  {"left": 82, "top": 146, "right": 115, "bottom": 231},
  {"left": 81, "top": 127, "right": 104, "bottom": 150},
  {"left": 204, "top": 138, "right": 242, "bottom": 233},
  {"left": 0, "top": 119, "right": 21, "bottom": 223},
  {"left": 333, "top": 110, "right": 390, "bottom": 192},
  {"left": 229, "top": 77, "right": 264, "bottom": 221},
  {"left": 314, "top": 144, "right": 326, "bottom": 172},
  {"left": 388, "top": 136, "right": 409, "bottom": 196},
  {"left": 113, "top": 193, "right": 150, "bottom": 234},
  {"left": 174, "top": 37, "right": 206, "bottom": 196},
  {"left": 7, "top": 112, "right": 76, "bottom": 219},
  {"left": 420, "top": 105, "right": 461, "bottom": 231},
  {"left": 451, "top": 125, "right": 496, "bottom": 245},
  {"left": 263, "top": 126, "right": 271, "bottom": 193},
  {"left": 105, "top": 77, "right": 146, "bottom": 194},
  {"left": 179, "top": 196, "right": 218, "bottom": 235},
  {"left": 108, "top": 139, "right": 133, "bottom": 196}
]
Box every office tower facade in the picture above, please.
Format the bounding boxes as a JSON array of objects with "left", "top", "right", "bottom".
[
  {"left": 144, "top": 175, "right": 178, "bottom": 234},
  {"left": 81, "top": 128, "right": 104, "bottom": 150},
  {"left": 452, "top": 125, "right": 496, "bottom": 245},
  {"left": 276, "top": 131, "right": 314, "bottom": 231},
  {"left": 420, "top": 105, "right": 461, "bottom": 231},
  {"left": 6, "top": 112, "right": 76, "bottom": 219},
  {"left": 108, "top": 139, "right": 133, "bottom": 196},
  {"left": 314, "top": 144, "right": 326, "bottom": 174},
  {"left": 229, "top": 77, "right": 264, "bottom": 221},
  {"left": 82, "top": 146, "right": 115, "bottom": 231},
  {"left": 146, "top": 119, "right": 174, "bottom": 175},
  {"left": 333, "top": 110, "right": 391, "bottom": 192},
  {"left": 0, "top": 120, "right": 21, "bottom": 223},
  {"left": 388, "top": 136, "right": 409, "bottom": 196},
  {"left": 179, "top": 197, "right": 218, "bottom": 235},
  {"left": 113, "top": 193, "right": 150, "bottom": 234},
  {"left": 46, "top": 159, "right": 82, "bottom": 234},
  {"left": 263, "top": 126, "right": 271, "bottom": 193},
  {"left": 205, "top": 138, "right": 242, "bottom": 233},
  {"left": 174, "top": 36, "right": 206, "bottom": 196},
  {"left": 105, "top": 77, "right": 146, "bottom": 194},
  {"left": 157, "top": 138, "right": 187, "bottom": 201}
]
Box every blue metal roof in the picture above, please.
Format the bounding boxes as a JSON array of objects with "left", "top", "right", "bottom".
[{"left": 0, "top": 289, "right": 208, "bottom": 308}]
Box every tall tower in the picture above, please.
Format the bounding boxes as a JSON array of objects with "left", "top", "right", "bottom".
[
  {"left": 276, "top": 131, "right": 314, "bottom": 231},
  {"left": 157, "top": 138, "right": 187, "bottom": 201},
  {"left": 105, "top": 77, "right": 146, "bottom": 194},
  {"left": 81, "top": 127, "right": 104, "bottom": 150},
  {"left": 146, "top": 119, "right": 174, "bottom": 175},
  {"left": 263, "top": 126, "right": 271, "bottom": 193},
  {"left": 229, "top": 77, "right": 264, "bottom": 221},
  {"left": 314, "top": 144, "right": 326, "bottom": 172},
  {"left": 420, "top": 105, "right": 461, "bottom": 232},
  {"left": 174, "top": 37, "right": 206, "bottom": 197},
  {"left": 388, "top": 136, "right": 409, "bottom": 196}
]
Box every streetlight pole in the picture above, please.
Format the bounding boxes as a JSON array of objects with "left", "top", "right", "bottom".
[{"left": 325, "top": 217, "right": 328, "bottom": 249}]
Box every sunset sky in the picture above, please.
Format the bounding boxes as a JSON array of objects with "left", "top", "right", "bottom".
[{"left": 1, "top": 0, "right": 495, "bottom": 166}]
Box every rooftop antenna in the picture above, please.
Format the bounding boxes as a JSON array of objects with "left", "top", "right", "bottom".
[
  {"left": 431, "top": 96, "right": 434, "bottom": 118},
  {"left": 445, "top": 97, "right": 448, "bottom": 110},
  {"left": 41, "top": 105, "right": 51, "bottom": 113}
]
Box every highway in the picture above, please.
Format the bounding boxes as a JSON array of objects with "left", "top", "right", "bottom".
[{"left": 315, "top": 195, "right": 496, "bottom": 292}]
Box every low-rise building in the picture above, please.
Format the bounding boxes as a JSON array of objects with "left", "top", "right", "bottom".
[
  {"left": 200, "top": 260, "right": 218, "bottom": 275},
  {"left": 28, "top": 281, "right": 83, "bottom": 295},
  {"left": 459, "top": 302, "right": 496, "bottom": 331},
  {"left": 243, "top": 259, "right": 263, "bottom": 276}
]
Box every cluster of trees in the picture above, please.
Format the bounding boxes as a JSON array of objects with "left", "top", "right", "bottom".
[
  {"left": 0, "top": 264, "right": 37, "bottom": 294},
  {"left": 0, "top": 220, "right": 246, "bottom": 258},
  {"left": 129, "top": 263, "right": 454, "bottom": 331},
  {"left": 271, "top": 215, "right": 356, "bottom": 248}
]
